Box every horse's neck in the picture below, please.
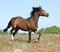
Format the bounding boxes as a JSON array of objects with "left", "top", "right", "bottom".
[
  {"left": 27, "top": 12, "right": 39, "bottom": 27},
  {"left": 31, "top": 13, "right": 39, "bottom": 25}
]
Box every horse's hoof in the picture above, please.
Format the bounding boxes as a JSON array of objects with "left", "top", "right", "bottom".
[
  {"left": 27, "top": 41, "right": 31, "bottom": 43},
  {"left": 35, "top": 39, "right": 39, "bottom": 43}
]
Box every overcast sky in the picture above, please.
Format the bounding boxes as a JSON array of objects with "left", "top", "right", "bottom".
[{"left": 0, "top": 0, "right": 60, "bottom": 31}]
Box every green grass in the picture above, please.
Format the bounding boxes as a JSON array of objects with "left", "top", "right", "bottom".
[{"left": 0, "top": 34, "right": 60, "bottom": 52}]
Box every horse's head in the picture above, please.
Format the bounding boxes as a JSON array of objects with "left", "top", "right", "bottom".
[{"left": 32, "top": 6, "right": 49, "bottom": 17}]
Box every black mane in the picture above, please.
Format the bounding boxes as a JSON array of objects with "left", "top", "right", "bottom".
[
  {"left": 30, "top": 7, "right": 39, "bottom": 16},
  {"left": 30, "top": 9, "right": 36, "bottom": 16}
]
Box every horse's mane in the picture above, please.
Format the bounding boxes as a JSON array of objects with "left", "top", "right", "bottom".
[
  {"left": 27, "top": 9, "right": 36, "bottom": 20},
  {"left": 30, "top": 7, "right": 40, "bottom": 17},
  {"left": 27, "top": 7, "right": 40, "bottom": 20},
  {"left": 30, "top": 10, "right": 36, "bottom": 16}
]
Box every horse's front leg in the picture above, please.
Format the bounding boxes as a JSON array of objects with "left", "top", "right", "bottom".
[
  {"left": 28, "top": 30, "right": 32, "bottom": 42},
  {"left": 35, "top": 30, "right": 41, "bottom": 42}
]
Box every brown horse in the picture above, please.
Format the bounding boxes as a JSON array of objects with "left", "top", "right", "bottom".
[{"left": 3, "top": 6, "right": 49, "bottom": 42}]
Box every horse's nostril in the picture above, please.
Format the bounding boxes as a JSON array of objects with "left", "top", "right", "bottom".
[{"left": 47, "top": 13, "right": 49, "bottom": 17}]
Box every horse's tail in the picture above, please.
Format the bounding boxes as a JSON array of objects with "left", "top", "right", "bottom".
[{"left": 3, "top": 18, "right": 12, "bottom": 32}]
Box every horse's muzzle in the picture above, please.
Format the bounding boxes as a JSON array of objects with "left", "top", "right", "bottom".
[{"left": 46, "top": 13, "right": 49, "bottom": 17}]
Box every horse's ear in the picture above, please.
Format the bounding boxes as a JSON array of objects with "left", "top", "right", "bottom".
[{"left": 39, "top": 6, "right": 42, "bottom": 9}]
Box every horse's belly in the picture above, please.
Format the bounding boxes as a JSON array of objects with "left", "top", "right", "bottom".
[{"left": 17, "top": 20, "right": 28, "bottom": 31}]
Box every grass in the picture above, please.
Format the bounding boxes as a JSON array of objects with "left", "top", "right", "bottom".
[{"left": 0, "top": 34, "right": 60, "bottom": 52}]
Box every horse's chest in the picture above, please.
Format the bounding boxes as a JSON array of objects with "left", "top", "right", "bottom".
[
  {"left": 32, "top": 25, "right": 38, "bottom": 31},
  {"left": 27, "top": 22, "right": 38, "bottom": 31}
]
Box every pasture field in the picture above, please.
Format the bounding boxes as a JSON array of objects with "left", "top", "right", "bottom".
[{"left": 0, "top": 33, "right": 60, "bottom": 52}]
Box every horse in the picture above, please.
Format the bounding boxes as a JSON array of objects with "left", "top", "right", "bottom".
[{"left": 3, "top": 6, "right": 49, "bottom": 42}]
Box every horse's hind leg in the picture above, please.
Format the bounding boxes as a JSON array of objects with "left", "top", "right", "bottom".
[
  {"left": 10, "top": 28, "right": 14, "bottom": 34},
  {"left": 11, "top": 29, "right": 19, "bottom": 40},
  {"left": 10, "top": 28, "right": 14, "bottom": 40}
]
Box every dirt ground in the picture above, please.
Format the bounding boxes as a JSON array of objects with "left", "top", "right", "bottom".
[{"left": 0, "top": 34, "right": 60, "bottom": 52}]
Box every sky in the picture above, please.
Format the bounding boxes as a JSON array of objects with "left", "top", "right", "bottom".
[{"left": 0, "top": 0, "right": 60, "bottom": 31}]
